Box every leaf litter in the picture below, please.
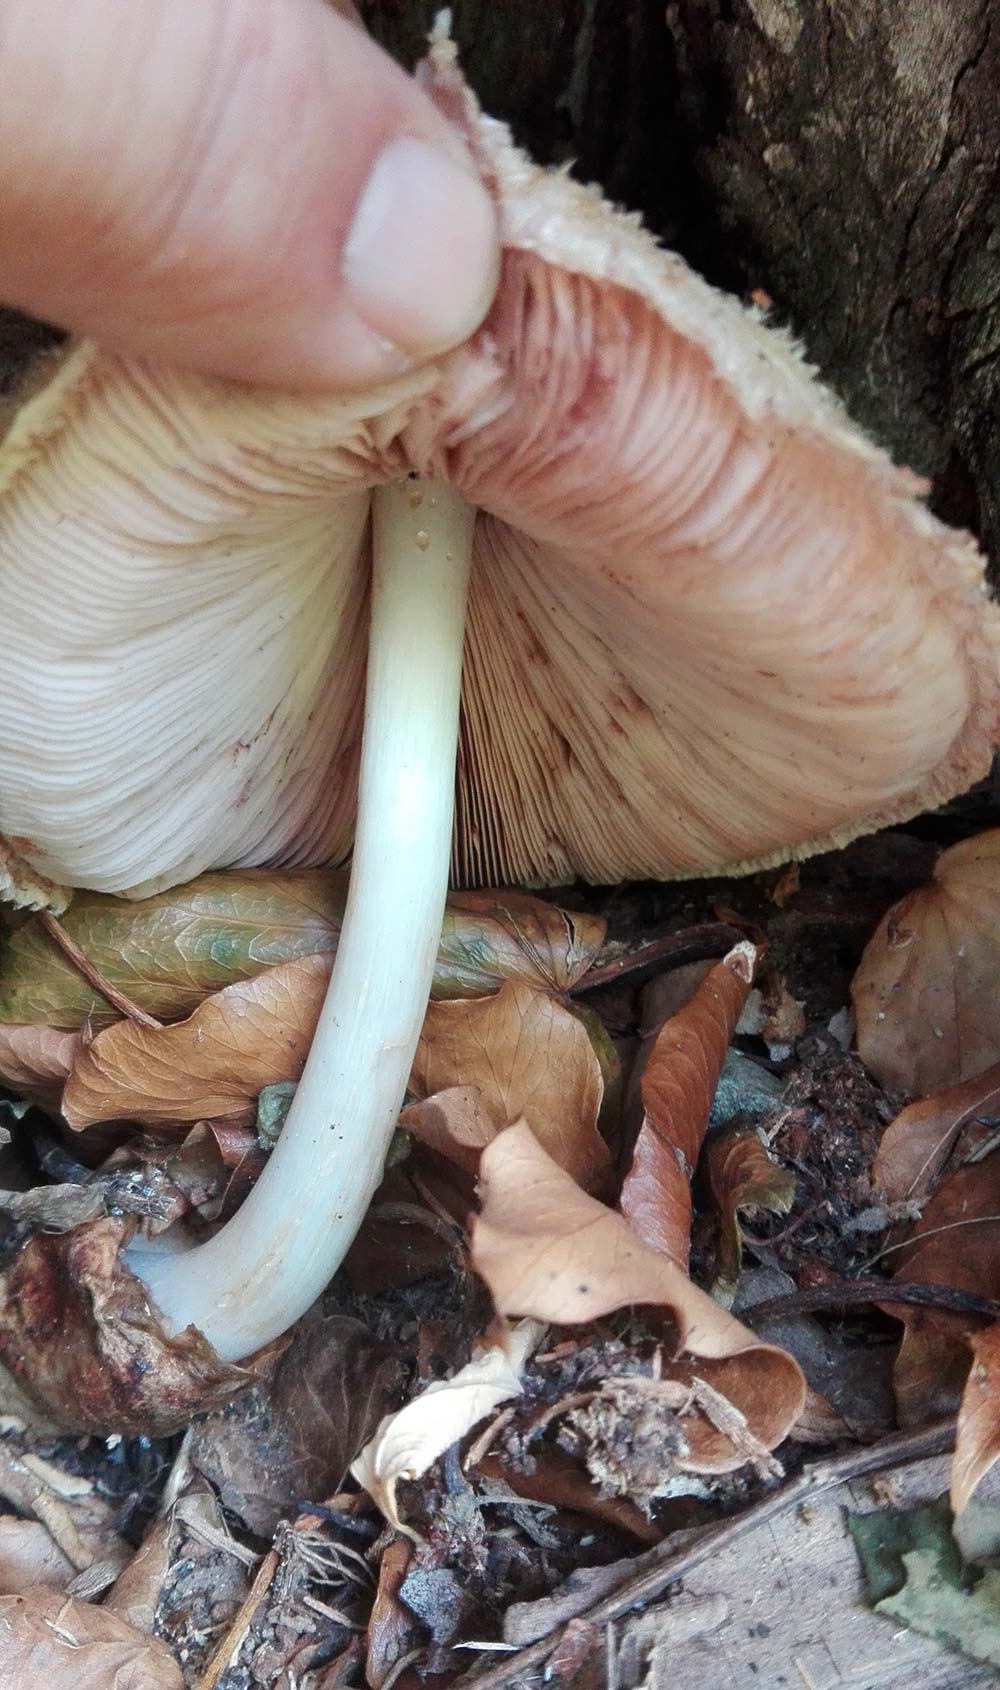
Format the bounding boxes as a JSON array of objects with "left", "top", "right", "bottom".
[{"left": 3, "top": 836, "right": 1000, "bottom": 1680}]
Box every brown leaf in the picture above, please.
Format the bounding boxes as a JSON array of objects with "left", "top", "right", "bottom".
[
  {"left": 472, "top": 1124, "right": 804, "bottom": 1471},
  {"left": 853, "top": 829, "right": 1000, "bottom": 1095},
  {"left": 621, "top": 943, "right": 757, "bottom": 1263},
  {"left": 366, "top": 1538, "right": 418, "bottom": 1690},
  {"left": 352, "top": 1320, "right": 544, "bottom": 1535},
  {"left": 0, "top": 1590, "right": 182, "bottom": 1687},
  {"left": 952, "top": 1323, "right": 1000, "bottom": 1514},
  {"left": 873, "top": 1063, "right": 1000, "bottom": 1202},
  {"left": 885, "top": 1154, "right": 1000, "bottom": 1428},
  {"left": 62, "top": 956, "right": 331, "bottom": 1129},
  {"left": 474, "top": 1448, "right": 660, "bottom": 1544},
  {"left": 0, "top": 1218, "right": 250, "bottom": 1436},
  {"left": 0, "top": 1024, "right": 81, "bottom": 1109},
  {"left": 399, "top": 1087, "right": 501, "bottom": 1177},
  {"left": 707, "top": 1129, "right": 796, "bottom": 1302},
  {"left": 191, "top": 1313, "right": 406, "bottom": 1537},
  {"left": 411, "top": 982, "right": 610, "bottom": 1189},
  {"left": 0, "top": 1517, "right": 74, "bottom": 1594},
  {"left": 0, "top": 870, "right": 603, "bottom": 1032}
]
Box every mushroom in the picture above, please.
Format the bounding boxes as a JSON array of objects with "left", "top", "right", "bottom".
[{"left": 1, "top": 35, "right": 998, "bottom": 1362}]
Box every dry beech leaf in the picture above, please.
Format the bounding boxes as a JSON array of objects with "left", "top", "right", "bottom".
[
  {"left": 952, "top": 1324, "right": 1000, "bottom": 1514},
  {"left": 191, "top": 1312, "right": 405, "bottom": 1538},
  {"left": 472, "top": 1123, "right": 804, "bottom": 1470},
  {"left": 0, "top": 1024, "right": 81, "bottom": 1111},
  {"left": 399, "top": 1086, "right": 500, "bottom": 1176},
  {"left": 62, "top": 956, "right": 331, "bottom": 1130},
  {"left": 873, "top": 1063, "right": 1000, "bottom": 1202},
  {"left": 0, "top": 1590, "right": 182, "bottom": 1687},
  {"left": 706, "top": 1128, "right": 796, "bottom": 1302},
  {"left": 351, "top": 1318, "right": 544, "bottom": 1537},
  {"left": 885, "top": 1154, "right": 1000, "bottom": 1429},
  {"left": 411, "top": 982, "right": 610, "bottom": 1189},
  {"left": 621, "top": 942, "right": 758, "bottom": 1263},
  {"left": 0, "top": 870, "right": 603, "bottom": 1032},
  {"left": 853, "top": 830, "right": 1000, "bottom": 1095},
  {"left": 366, "top": 1538, "right": 418, "bottom": 1690},
  {"left": 0, "top": 1218, "right": 250, "bottom": 1436},
  {"left": 0, "top": 1517, "right": 75, "bottom": 1594}
]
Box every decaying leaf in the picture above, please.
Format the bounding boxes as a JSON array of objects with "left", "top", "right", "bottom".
[
  {"left": 411, "top": 982, "right": 611, "bottom": 1188},
  {"left": 0, "top": 1182, "right": 105, "bottom": 1232},
  {"left": 0, "top": 870, "right": 603, "bottom": 1032},
  {"left": 191, "top": 1312, "right": 406, "bottom": 1537},
  {"left": 0, "top": 1517, "right": 75, "bottom": 1594},
  {"left": 472, "top": 1123, "right": 804, "bottom": 1471},
  {"left": 399, "top": 1086, "right": 501, "bottom": 1176},
  {"left": 850, "top": 1498, "right": 1000, "bottom": 1671},
  {"left": 60, "top": 955, "right": 330, "bottom": 1129},
  {"left": 853, "top": 830, "right": 1000, "bottom": 1096},
  {"left": 366, "top": 1538, "right": 418, "bottom": 1690},
  {"left": 953, "top": 1326, "right": 1000, "bottom": 1515},
  {"left": 60, "top": 967, "right": 614, "bottom": 1152},
  {"left": 621, "top": 943, "right": 758, "bottom": 1263},
  {"left": 873, "top": 1064, "right": 1000, "bottom": 1203},
  {"left": 0, "top": 1024, "right": 81, "bottom": 1110},
  {"left": 351, "top": 1319, "right": 544, "bottom": 1536},
  {"left": 0, "top": 1219, "right": 250, "bottom": 1436},
  {"left": 885, "top": 1155, "right": 1000, "bottom": 1428},
  {"left": 706, "top": 1128, "right": 796, "bottom": 1302},
  {"left": 0, "top": 1590, "right": 182, "bottom": 1687}
]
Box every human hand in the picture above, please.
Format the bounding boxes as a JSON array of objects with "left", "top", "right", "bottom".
[{"left": 0, "top": 0, "right": 499, "bottom": 387}]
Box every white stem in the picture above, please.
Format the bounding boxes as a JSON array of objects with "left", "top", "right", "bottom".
[{"left": 129, "top": 477, "right": 473, "bottom": 1361}]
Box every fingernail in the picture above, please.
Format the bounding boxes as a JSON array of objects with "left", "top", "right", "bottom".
[{"left": 343, "top": 136, "right": 499, "bottom": 361}]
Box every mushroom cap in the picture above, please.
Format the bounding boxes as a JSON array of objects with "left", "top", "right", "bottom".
[{"left": 1, "top": 37, "right": 997, "bottom": 899}]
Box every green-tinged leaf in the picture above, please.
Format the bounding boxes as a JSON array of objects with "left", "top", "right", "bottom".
[
  {"left": 254, "top": 1080, "right": 297, "bottom": 1148},
  {"left": 0, "top": 872, "right": 605, "bottom": 1032},
  {"left": 850, "top": 1499, "right": 1000, "bottom": 1669},
  {"left": 707, "top": 1128, "right": 796, "bottom": 1304}
]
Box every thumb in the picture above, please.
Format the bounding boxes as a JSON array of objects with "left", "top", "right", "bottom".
[{"left": 0, "top": 0, "right": 499, "bottom": 387}]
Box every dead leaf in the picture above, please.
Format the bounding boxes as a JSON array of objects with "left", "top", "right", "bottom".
[
  {"left": 885, "top": 1155, "right": 1000, "bottom": 1428},
  {"left": 707, "top": 1128, "right": 796, "bottom": 1302},
  {"left": 0, "top": 1024, "right": 81, "bottom": 1109},
  {"left": 351, "top": 1319, "right": 545, "bottom": 1536},
  {"left": 399, "top": 1087, "right": 500, "bottom": 1176},
  {"left": 0, "top": 1182, "right": 105, "bottom": 1232},
  {"left": 873, "top": 1064, "right": 1000, "bottom": 1203},
  {"left": 621, "top": 943, "right": 758, "bottom": 1263},
  {"left": 0, "top": 1590, "right": 182, "bottom": 1687},
  {"left": 853, "top": 829, "right": 1000, "bottom": 1095},
  {"left": 472, "top": 1123, "right": 804, "bottom": 1471},
  {"left": 0, "top": 1218, "right": 250, "bottom": 1436},
  {"left": 411, "top": 982, "right": 610, "bottom": 1189},
  {"left": 474, "top": 1446, "right": 660, "bottom": 1544},
  {"left": 191, "top": 1313, "right": 406, "bottom": 1537},
  {"left": 952, "top": 1325, "right": 1000, "bottom": 1514},
  {"left": 366, "top": 1538, "right": 418, "bottom": 1690},
  {"left": 0, "top": 871, "right": 602, "bottom": 1032},
  {"left": 62, "top": 955, "right": 331, "bottom": 1129},
  {"left": 0, "top": 1517, "right": 74, "bottom": 1593}
]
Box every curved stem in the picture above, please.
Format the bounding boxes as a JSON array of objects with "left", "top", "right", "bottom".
[{"left": 129, "top": 476, "right": 473, "bottom": 1361}]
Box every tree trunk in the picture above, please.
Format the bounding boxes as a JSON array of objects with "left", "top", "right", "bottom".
[{"left": 363, "top": 0, "right": 1000, "bottom": 577}]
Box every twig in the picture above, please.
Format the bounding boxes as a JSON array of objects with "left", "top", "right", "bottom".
[
  {"left": 570, "top": 923, "right": 745, "bottom": 997},
  {"left": 194, "top": 1546, "right": 279, "bottom": 1690},
  {"left": 38, "top": 911, "right": 162, "bottom": 1028},
  {"left": 749, "top": 1278, "right": 1000, "bottom": 1325},
  {"left": 456, "top": 1418, "right": 956, "bottom": 1689}
]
